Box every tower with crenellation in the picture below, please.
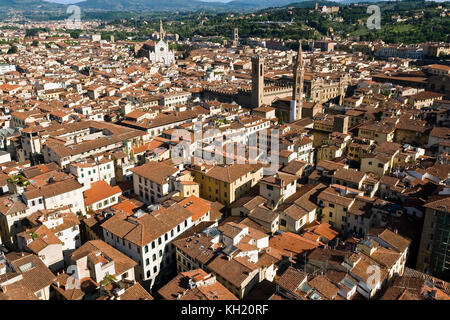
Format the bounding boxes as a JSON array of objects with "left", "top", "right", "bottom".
[{"left": 251, "top": 55, "right": 265, "bottom": 108}]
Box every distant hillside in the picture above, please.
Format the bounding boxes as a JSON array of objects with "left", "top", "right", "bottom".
[
  {"left": 41, "top": 0, "right": 398, "bottom": 12},
  {"left": 75, "top": 0, "right": 303, "bottom": 11},
  {"left": 0, "top": 0, "right": 62, "bottom": 9},
  {"left": 0, "top": 0, "right": 447, "bottom": 14},
  {"left": 283, "top": 0, "right": 341, "bottom": 8}
]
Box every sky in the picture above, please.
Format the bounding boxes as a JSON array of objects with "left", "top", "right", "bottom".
[
  {"left": 43, "top": 0, "right": 233, "bottom": 3},
  {"left": 44, "top": 0, "right": 85, "bottom": 3}
]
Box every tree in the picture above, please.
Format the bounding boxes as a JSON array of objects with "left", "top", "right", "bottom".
[
  {"left": 69, "top": 30, "right": 81, "bottom": 39},
  {"left": 7, "top": 45, "right": 17, "bottom": 54},
  {"left": 31, "top": 40, "right": 39, "bottom": 47},
  {"left": 99, "top": 274, "right": 118, "bottom": 293}
]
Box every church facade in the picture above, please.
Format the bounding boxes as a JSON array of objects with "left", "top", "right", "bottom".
[
  {"left": 149, "top": 39, "right": 175, "bottom": 66},
  {"left": 135, "top": 20, "right": 175, "bottom": 66}
]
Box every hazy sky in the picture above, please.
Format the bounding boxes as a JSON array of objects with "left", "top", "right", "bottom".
[
  {"left": 44, "top": 0, "right": 85, "bottom": 4},
  {"left": 43, "top": 0, "right": 238, "bottom": 3},
  {"left": 44, "top": 0, "right": 87, "bottom": 3},
  {"left": 43, "top": 0, "right": 233, "bottom": 3}
]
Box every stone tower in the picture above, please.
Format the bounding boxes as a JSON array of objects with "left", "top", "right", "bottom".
[
  {"left": 251, "top": 55, "right": 265, "bottom": 108},
  {"left": 292, "top": 42, "right": 305, "bottom": 120},
  {"left": 159, "top": 20, "right": 166, "bottom": 40},
  {"left": 332, "top": 115, "right": 349, "bottom": 134},
  {"left": 339, "top": 75, "right": 345, "bottom": 105},
  {"left": 232, "top": 28, "right": 239, "bottom": 47}
]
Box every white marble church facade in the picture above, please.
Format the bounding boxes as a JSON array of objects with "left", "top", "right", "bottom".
[
  {"left": 149, "top": 20, "right": 175, "bottom": 66},
  {"left": 149, "top": 40, "right": 175, "bottom": 66}
]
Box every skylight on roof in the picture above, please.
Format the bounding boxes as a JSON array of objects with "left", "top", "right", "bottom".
[
  {"left": 18, "top": 261, "right": 35, "bottom": 273},
  {"left": 299, "top": 282, "right": 312, "bottom": 294},
  {"left": 308, "top": 291, "right": 322, "bottom": 300}
]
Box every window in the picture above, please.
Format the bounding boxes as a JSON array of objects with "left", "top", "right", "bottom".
[
  {"left": 152, "top": 254, "right": 156, "bottom": 261},
  {"left": 146, "top": 258, "right": 150, "bottom": 266},
  {"left": 147, "top": 271, "right": 151, "bottom": 278},
  {"left": 280, "top": 219, "right": 286, "bottom": 227},
  {"left": 159, "top": 250, "right": 162, "bottom": 257},
  {"left": 329, "top": 212, "right": 333, "bottom": 218},
  {"left": 153, "top": 266, "right": 157, "bottom": 273},
  {"left": 151, "top": 241, "right": 155, "bottom": 249},
  {"left": 145, "top": 245, "right": 148, "bottom": 253},
  {"left": 329, "top": 203, "right": 335, "bottom": 208}
]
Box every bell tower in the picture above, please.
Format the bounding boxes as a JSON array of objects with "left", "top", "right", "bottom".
[
  {"left": 232, "top": 28, "right": 239, "bottom": 47},
  {"left": 251, "top": 55, "right": 265, "bottom": 108},
  {"left": 291, "top": 41, "right": 304, "bottom": 120},
  {"left": 159, "top": 19, "right": 166, "bottom": 40}
]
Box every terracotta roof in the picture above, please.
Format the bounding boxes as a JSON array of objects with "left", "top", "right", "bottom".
[
  {"left": 158, "top": 269, "right": 237, "bottom": 300},
  {"left": 84, "top": 181, "right": 122, "bottom": 206},
  {"left": 178, "top": 195, "right": 211, "bottom": 221},
  {"left": 333, "top": 168, "right": 366, "bottom": 184},
  {"left": 119, "top": 283, "right": 154, "bottom": 300},
  {"left": 6, "top": 252, "right": 56, "bottom": 294},
  {"left": 277, "top": 266, "right": 307, "bottom": 293},
  {"left": 368, "top": 228, "right": 411, "bottom": 252},
  {"left": 269, "top": 232, "right": 319, "bottom": 258},
  {"left": 198, "top": 163, "right": 263, "bottom": 184},
  {"left": 308, "top": 275, "right": 339, "bottom": 299},
  {"left": 207, "top": 253, "right": 257, "bottom": 288},
  {"left": 101, "top": 204, "right": 192, "bottom": 247},
  {"left": 0, "top": 282, "right": 39, "bottom": 300},
  {"left": 130, "top": 161, "right": 178, "bottom": 184},
  {"left": 23, "top": 178, "right": 82, "bottom": 200},
  {"left": 71, "top": 240, "right": 136, "bottom": 276}
]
